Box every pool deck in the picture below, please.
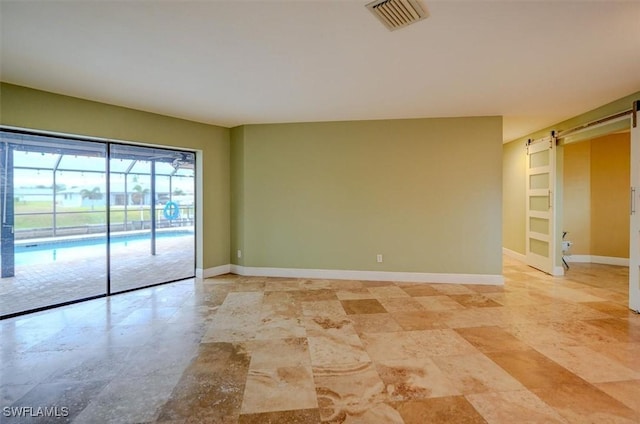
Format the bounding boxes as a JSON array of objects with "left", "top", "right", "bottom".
[{"left": 0, "top": 232, "right": 195, "bottom": 317}]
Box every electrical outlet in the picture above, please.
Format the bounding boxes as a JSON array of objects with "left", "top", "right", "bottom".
[
  {"left": 376, "top": 254, "right": 383, "bottom": 263},
  {"left": 237, "top": 249, "right": 242, "bottom": 258}
]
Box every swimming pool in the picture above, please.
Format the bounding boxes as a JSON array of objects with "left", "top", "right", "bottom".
[{"left": 14, "top": 231, "right": 193, "bottom": 265}]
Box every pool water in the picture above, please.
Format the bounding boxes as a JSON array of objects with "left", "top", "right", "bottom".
[{"left": 14, "top": 231, "right": 193, "bottom": 265}]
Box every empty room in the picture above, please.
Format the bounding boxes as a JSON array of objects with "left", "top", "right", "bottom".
[{"left": 1, "top": 1, "right": 639, "bottom": 423}]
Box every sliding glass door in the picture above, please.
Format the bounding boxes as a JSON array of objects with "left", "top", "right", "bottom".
[
  {"left": 108, "top": 144, "right": 195, "bottom": 293},
  {"left": 0, "top": 132, "right": 108, "bottom": 317},
  {"left": 0, "top": 129, "right": 196, "bottom": 318}
]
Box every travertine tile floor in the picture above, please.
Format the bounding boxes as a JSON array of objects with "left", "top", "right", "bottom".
[{"left": 1, "top": 256, "right": 639, "bottom": 423}]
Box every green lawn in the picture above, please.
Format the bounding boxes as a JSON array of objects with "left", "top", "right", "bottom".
[{"left": 13, "top": 201, "right": 182, "bottom": 230}]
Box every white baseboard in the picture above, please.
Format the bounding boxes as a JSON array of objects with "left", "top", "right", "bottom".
[
  {"left": 566, "top": 255, "right": 629, "bottom": 266},
  {"left": 502, "top": 247, "right": 526, "bottom": 263},
  {"left": 502, "top": 248, "right": 629, "bottom": 272},
  {"left": 566, "top": 255, "right": 593, "bottom": 263},
  {"left": 229, "top": 265, "right": 504, "bottom": 285},
  {"left": 196, "top": 264, "right": 231, "bottom": 279}
]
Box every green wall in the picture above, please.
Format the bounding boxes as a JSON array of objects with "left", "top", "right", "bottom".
[
  {"left": 502, "top": 139, "right": 526, "bottom": 254},
  {"left": 1, "top": 83, "right": 504, "bottom": 277},
  {"left": 230, "top": 126, "right": 245, "bottom": 266},
  {"left": 232, "top": 117, "right": 503, "bottom": 275},
  {"left": 502, "top": 90, "right": 640, "bottom": 255},
  {"left": 0, "top": 83, "right": 230, "bottom": 269}
]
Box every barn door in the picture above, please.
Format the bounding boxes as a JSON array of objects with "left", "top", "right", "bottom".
[{"left": 526, "top": 135, "right": 559, "bottom": 275}]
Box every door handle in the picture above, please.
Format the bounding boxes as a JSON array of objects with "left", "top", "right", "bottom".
[{"left": 632, "top": 187, "right": 636, "bottom": 215}]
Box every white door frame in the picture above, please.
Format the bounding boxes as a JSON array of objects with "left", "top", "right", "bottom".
[{"left": 629, "top": 101, "right": 640, "bottom": 312}]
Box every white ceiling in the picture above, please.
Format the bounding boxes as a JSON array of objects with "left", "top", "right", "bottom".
[{"left": 1, "top": 0, "right": 639, "bottom": 142}]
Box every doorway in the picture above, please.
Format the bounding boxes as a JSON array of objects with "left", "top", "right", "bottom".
[
  {"left": 563, "top": 132, "right": 630, "bottom": 266},
  {"left": 559, "top": 102, "right": 640, "bottom": 313},
  {"left": 523, "top": 102, "right": 639, "bottom": 312},
  {"left": 562, "top": 131, "right": 630, "bottom": 300}
]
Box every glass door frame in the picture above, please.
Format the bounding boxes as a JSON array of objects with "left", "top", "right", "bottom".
[
  {"left": 0, "top": 126, "right": 197, "bottom": 319},
  {"left": 107, "top": 142, "right": 197, "bottom": 295}
]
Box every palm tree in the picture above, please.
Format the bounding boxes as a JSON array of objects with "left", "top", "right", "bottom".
[
  {"left": 131, "top": 184, "right": 149, "bottom": 223},
  {"left": 80, "top": 187, "right": 103, "bottom": 210},
  {"left": 131, "top": 184, "right": 149, "bottom": 206}
]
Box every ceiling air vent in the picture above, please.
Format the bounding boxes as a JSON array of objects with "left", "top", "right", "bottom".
[{"left": 366, "top": 0, "right": 428, "bottom": 31}]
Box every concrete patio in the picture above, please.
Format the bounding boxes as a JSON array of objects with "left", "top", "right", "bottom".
[{"left": 0, "top": 232, "right": 194, "bottom": 317}]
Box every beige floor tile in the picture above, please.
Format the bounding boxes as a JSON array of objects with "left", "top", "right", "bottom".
[
  {"left": 261, "top": 290, "right": 298, "bottom": 307},
  {"left": 300, "top": 300, "right": 346, "bottom": 317},
  {"left": 449, "top": 294, "right": 502, "bottom": 308},
  {"left": 335, "top": 288, "right": 374, "bottom": 300},
  {"left": 362, "top": 329, "right": 478, "bottom": 361},
  {"left": 432, "top": 353, "right": 525, "bottom": 394},
  {"left": 228, "top": 281, "right": 266, "bottom": 292},
  {"left": 155, "top": 342, "right": 249, "bottom": 422},
  {"left": 414, "top": 295, "right": 465, "bottom": 311},
  {"left": 534, "top": 344, "right": 640, "bottom": 383},
  {"left": 485, "top": 290, "right": 555, "bottom": 306},
  {"left": 263, "top": 280, "right": 300, "bottom": 292},
  {"left": 238, "top": 408, "right": 321, "bottom": 424},
  {"left": 455, "top": 326, "right": 531, "bottom": 353},
  {"left": 314, "top": 362, "right": 403, "bottom": 424},
  {"left": 595, "top": 379, "right": 640, "bottom": 413},
  {"left": 507, "top": 303, "right": 611, "bottom": 324},
  {"left": 367, "top": 285, "right": 411, "bottom": 299},
  {"left": 298, "top": 279, "right": 333, "bottom": 290},
  {"left": 466, "top": 390, "right": 568, "bottom": 424},
  {"left": 327, "top": 280, "right": 364, "bottom": 290},
  {"left": 375, "top": 357, "right": 460, "bottom": 401},
  {"left": 548, "top": 319, "right": 629, "bottom": 345},
  {"left": 400, "top": 285, "right": 440, "bottom": 297},
  {"left": 392, "top": 396, "right": 487, "bottom": 424},
  {"left": 544, "top": 286, "right": 607, "bottom": 303},
  {"left": 307, "top": 333, "right": 371, "bottom": 369},
  {"left": 500, "top": 321, "right": 582, "bottom": 349},
  {"left": 533, "top": 382, "right": 639, "bottom": 424},
  {"left": 587, "top": 341, "right": 640, "bottom": 372},
  {"left": 361, "top": 331, "right": 419, "bottom": 361},
  {"left": 202, "top": 292, "right": 263, "bottom": 342},
  {"left": 247, "top": 338, "right": 310, "bottom": 369},
  {"left": 340, "top": 299, "right": 387, "bottom": 315},
  {"left": 440, "top": 307, "right": 508, "bottom": 328},
  {"left": 485, "top": 349, "right": 587, "bottom": 389},
  {"left": 240, "top": 366, "right": 317, "bottom": 414},
  {"left": 254, "top": 313, "right": 306, "bottom": 340},
  {"left": 377, "top": 297, "right": 424, "bottom": 313},
  {"left": 349, "top": 313, "right": 403, "bottom": 334},
  {"left": 432, "top": 284, "right": 477, "bottom": 295},
  {"left": 410, "top": 328, "right": 483, "bottom": 357},
  {"left": 464, "top": 284, "right": 505, "bottom": 294},
  {"left": 391, "top": 310, "right": 448, "bottom": 331},
  {"left": 302, "top": 315, "right": 356, "bottom": 338},
  {"left": 291, "top": 288, "right": 338, "bottom": 302},
  {"left": 1, "top": 257, "right": 636, "bottom": 423},
  {"left": 582, "top": 301, "right": 637, "bottom": 318},
  {"left": 584, "top": 318, "right": 640, "bottom": 342}
]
